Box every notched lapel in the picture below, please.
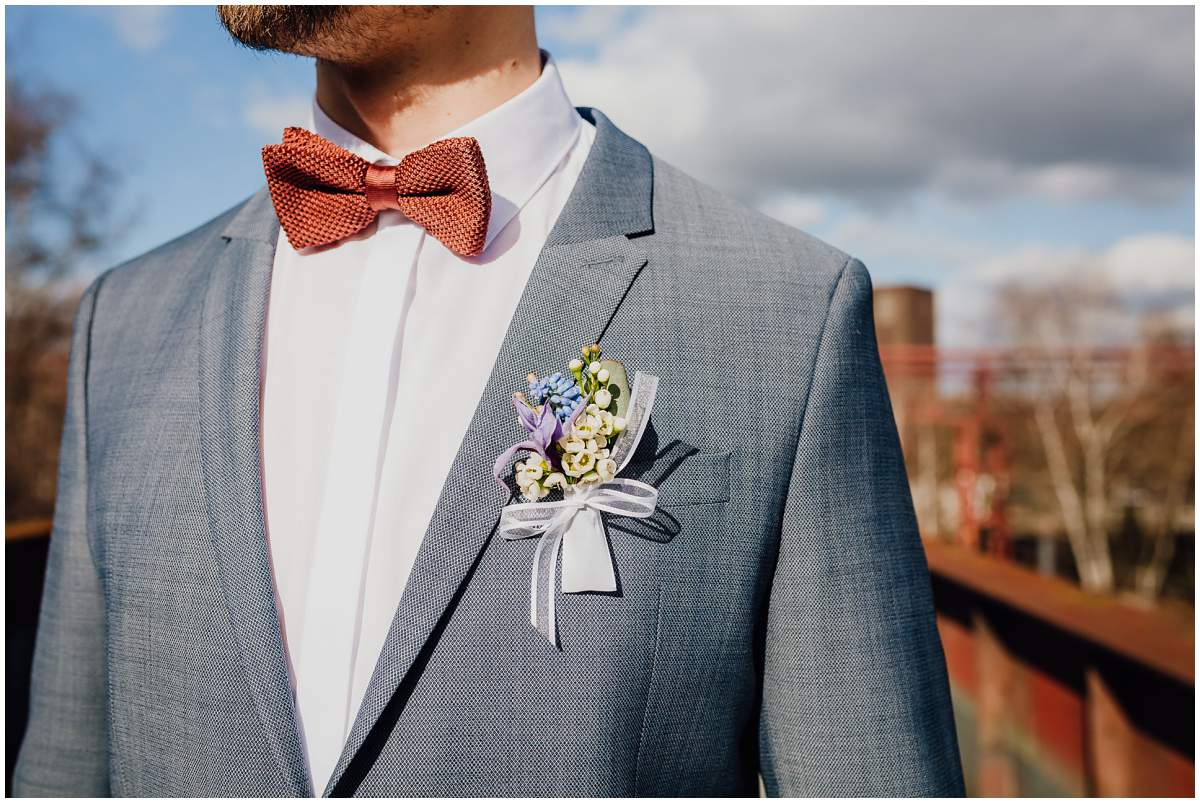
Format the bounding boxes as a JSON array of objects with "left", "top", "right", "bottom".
[
  {"left": 197, "top": 193, "right": 312, "bottom": 796},
  {"left": 325, "top": 109, "right": 656, "bottom": 796}
]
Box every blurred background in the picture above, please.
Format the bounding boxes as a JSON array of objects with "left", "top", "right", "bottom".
[{"left": 5, "top": 5, "right": 1194, "bottom": 796}]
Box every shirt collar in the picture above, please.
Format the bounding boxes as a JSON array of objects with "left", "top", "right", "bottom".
[{"left": 310, "top": 52, "right": 584, "bottom": 253}]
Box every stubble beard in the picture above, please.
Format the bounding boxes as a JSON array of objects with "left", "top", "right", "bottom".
[
  {"left": 216, "top": 5, "right": 451, "bottom": 65},
  {"left": 216, "top": 5, "right": 356, "bottom": 58}
]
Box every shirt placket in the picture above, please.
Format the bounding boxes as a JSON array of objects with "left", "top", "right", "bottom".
[{"left": 292, "top": 219, "right": 426, "bottom": 793}]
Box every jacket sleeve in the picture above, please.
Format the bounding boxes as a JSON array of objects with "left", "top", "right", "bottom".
[
  {"left": 13, "top": 278, "right": 111, "bottom": 797},
  {"left": 758, "top": 258, "right": 965, "bottom": 796}
]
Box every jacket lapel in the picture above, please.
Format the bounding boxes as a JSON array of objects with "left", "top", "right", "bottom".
[
  {"left": 324, "top": 109, "right": 655, "bottom": 796},
  {"left": 198, "top": 191, "right": 313, "bottom": 796}
]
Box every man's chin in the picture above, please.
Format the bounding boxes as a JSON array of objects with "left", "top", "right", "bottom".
[{"left": 216, "top": 5, "right": 350, "bottom": 54}]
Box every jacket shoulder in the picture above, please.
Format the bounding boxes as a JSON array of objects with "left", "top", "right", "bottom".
[
  {"left": 648, "top": 158, "right": 855, "bottom": 284},
  {"left": 95, "top": 195, "right": 250, "bottom": 292},
  {"left": 87, "top": 194, "right": 261, "bottom": 323}
]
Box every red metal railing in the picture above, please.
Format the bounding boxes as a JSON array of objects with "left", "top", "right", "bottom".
[{"left": 929, "top": 541, "right": 1193, "bottom": 796}]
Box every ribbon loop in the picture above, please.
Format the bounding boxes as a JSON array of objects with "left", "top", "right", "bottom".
[{"left": 364, "top": 163, "right": 402, "bottom": 212}]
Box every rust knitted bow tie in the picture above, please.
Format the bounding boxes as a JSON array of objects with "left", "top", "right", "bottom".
[{"left": 261, "top": 127, "right": 492, "bottom": 256}]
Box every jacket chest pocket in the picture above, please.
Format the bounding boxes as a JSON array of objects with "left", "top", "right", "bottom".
[
  {"left": 626, "top": 442, "right": 730, "bottom": 505},
  {"left": 608, "top": 441, "right": 731, "bottom": 551}
]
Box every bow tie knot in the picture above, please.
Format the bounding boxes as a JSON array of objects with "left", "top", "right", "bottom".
[
  {"left": 364, "top": 163, "right": 404, "bottom": 213},
  {"left": 261, "top": 127, "right": 492, "bottom": 256}
]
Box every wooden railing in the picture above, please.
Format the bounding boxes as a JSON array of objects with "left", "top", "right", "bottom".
[{"left": 6, "top": 518, "right": 52, "bottom": 542}]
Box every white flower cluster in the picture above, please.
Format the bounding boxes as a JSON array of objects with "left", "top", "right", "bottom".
[
  {"left": 514, "top": 454, "right": 558, "bottom": 501},
  {"left": 515, "top": 399, "right": 628, "bottom": 502}
]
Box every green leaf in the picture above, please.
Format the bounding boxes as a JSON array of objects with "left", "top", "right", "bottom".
[{"left": 598, "top": 359, "right": 629, "bottom": 417}]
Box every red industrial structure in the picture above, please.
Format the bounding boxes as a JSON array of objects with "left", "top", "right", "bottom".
[{"left": 874, "top": 285, "right": 1194, "bottom": 797}]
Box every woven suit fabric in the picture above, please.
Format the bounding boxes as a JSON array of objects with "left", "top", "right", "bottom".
[
  {"left": 13, "top": 109, "right": 965, "bottom": 797},
  {"left": 261, "top": 127, "right": 492, "bottom": 255}
]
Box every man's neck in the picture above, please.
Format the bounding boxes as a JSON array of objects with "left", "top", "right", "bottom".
[{"left": 314, "top": 24, "right": 542, "bottom": 156}]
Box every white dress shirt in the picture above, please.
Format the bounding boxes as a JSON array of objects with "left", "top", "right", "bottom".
[{"left": 261, "top": 56, "right": 594, "bottom": 794}]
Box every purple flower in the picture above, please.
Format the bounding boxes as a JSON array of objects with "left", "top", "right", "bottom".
[{"left": 492, "top": 392, "right": 590, "bottom": 490}]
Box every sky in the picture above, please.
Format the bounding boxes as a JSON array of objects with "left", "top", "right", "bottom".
[{"left": 5, "top": 5, "right": 1194, "bottom": 345}]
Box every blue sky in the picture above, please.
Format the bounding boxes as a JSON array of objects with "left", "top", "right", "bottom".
[{"left": 6, "top": 6, "right": 1194, "bottom": 344}]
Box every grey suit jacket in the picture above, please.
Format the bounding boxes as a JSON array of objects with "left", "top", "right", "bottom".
[{"left": 13, "top": 109, "right": 964, "bottom": 797}]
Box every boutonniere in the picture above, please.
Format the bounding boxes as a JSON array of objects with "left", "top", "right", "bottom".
[{"left": 492, "top": 344, "right": 660, "bottom": 648}]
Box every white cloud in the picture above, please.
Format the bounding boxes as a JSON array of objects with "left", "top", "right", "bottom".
[
  {"left": 938, "top": 234, "right": 1195, "bottom": 346},
  {"left": 755, "top": 193, "right": 826, "bottom": 230},
  {"left": 553, "top": 6, "right": 1193, "bottom": 207},
  {"left": 243, "top": 94, "right": 311, "bottom": 138},
  {"left": 1102, "top": 234, "right": 1197, "bottom": 298},
  {"left": 104, "top": 7, "right": 171, "bottom": 52},
  {"left": 827, "top": 213, "right": 992, "bottom": 270},
  {"left": 539, "top": 7, "right": 629, "bottom": 47},
  {"left": 939, "top": 161, "right": 1190, "bottom": 205}
]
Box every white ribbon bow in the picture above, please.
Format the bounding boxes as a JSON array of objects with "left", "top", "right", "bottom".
[{"left": 498, "top": 372, "right": 659, "bottom": 648}]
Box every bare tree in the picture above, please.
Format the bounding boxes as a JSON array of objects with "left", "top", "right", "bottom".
[
  {"left": 993, "top": 280, "right": 1193, "bottom": 597},
  {"left": 1126, "top": 319, "right": 1195, "bottom": 600},
  {"left": 5, "top": 79, "right": 127, "bottom": 519}
]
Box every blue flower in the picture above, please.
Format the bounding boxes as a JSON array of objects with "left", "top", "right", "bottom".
[{"left": 528, "top": 372, "right": 583, "bottom": 422}]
